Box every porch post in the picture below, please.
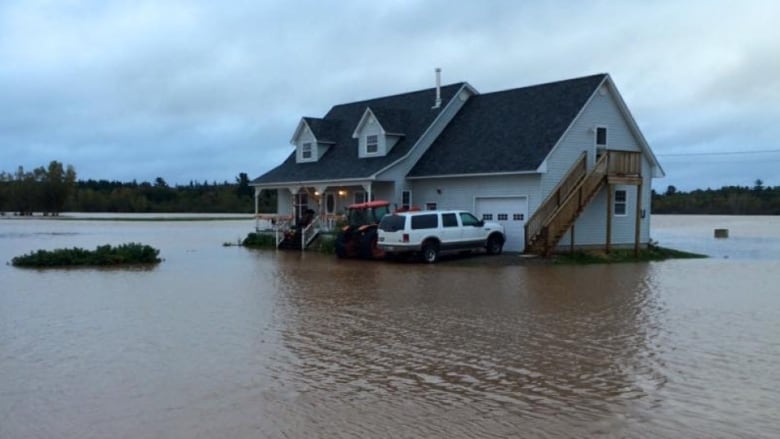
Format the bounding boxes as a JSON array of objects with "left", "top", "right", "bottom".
[
  {"left": 606, "top": 184, "right": 612, "bottom": 253},
  {"left": 634, "top": 183, "right": 642, "bottom": 258},
  {"left": 287, "top": 186, "right": 300, "bottom": 224},
  {"left": 314, "top": 185, "right": 327, "bottom": 220},
  {"left": 254, "top": 187, "right": 261, "bottom": 231},
  {"left": 361, "top": 182, "right": 373, "bottom": 202}
]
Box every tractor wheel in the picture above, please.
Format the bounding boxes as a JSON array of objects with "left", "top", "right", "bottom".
[
  {"left": 360, "top": 229, "right": 385, "bottom": 260},
  {"left": 335, "top": 233, "right": 348, "bottom": 258}
]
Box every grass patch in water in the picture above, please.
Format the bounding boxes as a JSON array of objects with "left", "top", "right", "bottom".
[
  {"left": 554, "top": 245, "right": 706, "bottom": 264},
  {"left": 12, "top": 243, "right": 161, "bottom": 267}
]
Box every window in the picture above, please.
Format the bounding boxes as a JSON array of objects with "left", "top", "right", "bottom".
[
  {"left": 425, "top": 202, "right": 437, "bottom": 210},
  {"left": 459, "top": 212, "right": 480, "bottom": 226},
  {"left": 442, "top": 213, "right": 458, "bottom": 228},
  {"left": 614, "top": 189, "right": 627, "bottom": 216},
  {"left": 482, "top": 213, "right": 493, "bottom": 221},
  {"left": 497, "top": 213, "right": 508, "bottom": 221},
  {"left": 411, "top": 214, "right": 438, "bottom": 230},
  {"left": 513, "top": 213, "right": 524, "bottom": 221},
  {"left": 401, "top": 190, "right": 412, "bottom": 209},
  {"left": 302, "top": 142, "right": 313, "bottom": 159},
  {"left": 366, "top": 135, "right": 379, "bottom": 154},
  {"left": 354, "top": 191, "right": 365, "bottom": 204},
  {"left": 596, "top": 127, "right": 607, "bottom": 147}
]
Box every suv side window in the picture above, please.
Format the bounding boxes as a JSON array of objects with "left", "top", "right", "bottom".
[
  {"left": 460, "top": 212, "right": 481, "bottom": 226},
  {"left": 442, "top": 213, "right": 458, "bottom": 228},
  {"left": 411, "top": 214, "right": 439, "bottom": 230}
]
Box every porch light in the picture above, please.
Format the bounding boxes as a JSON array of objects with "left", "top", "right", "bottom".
[
  {"left": 314, "top": 191, "right": 320, "bottom": 196},
  {"left": 338, "top": 190, "right": 347, "bottom": 197}
]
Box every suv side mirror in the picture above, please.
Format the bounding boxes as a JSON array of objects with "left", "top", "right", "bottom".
[{"left": 476, "top": 220, "right": 484, "bottom": 227}]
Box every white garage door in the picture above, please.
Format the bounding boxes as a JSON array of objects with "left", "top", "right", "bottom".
[{"left": 475, "top": 196, "right": 528, "bottom": 252}]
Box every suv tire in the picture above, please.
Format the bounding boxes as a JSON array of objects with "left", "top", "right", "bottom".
[
  {"left": 486, "top": 235, "right": 504, "bottom": 255},
  {"left": 422, "top": 242, "right": 439, "bottom": 263}
]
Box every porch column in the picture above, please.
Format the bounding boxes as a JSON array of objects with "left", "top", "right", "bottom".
[
  {"left": 314, "top": 185, "right": 327, "bottom": 219},
  {"left": 361, "top": 182, "right": 373, "bottom": 202},
  {"left": 606, "top": 184, "right": 612, "bottom": 253},
  {"left": 254, "top": 187, "right": 261, "bottom": 231},
  {"left": 634, "top": 183, "right": 642, "bottom": 258},
  {"left": 287, "top": 186, "right": 300, "bottom": 223}
]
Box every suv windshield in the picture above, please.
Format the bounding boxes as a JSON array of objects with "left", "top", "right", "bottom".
[{"left": 379, "top": 215, "right": 405, "bottom": 232}]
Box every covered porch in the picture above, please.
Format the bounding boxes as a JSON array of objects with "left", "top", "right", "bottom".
[{"left": 251, "top": 180, "right": 396, "bottom": 249}]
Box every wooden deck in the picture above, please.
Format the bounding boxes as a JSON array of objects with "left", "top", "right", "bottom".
[{"left": 525, "top": 150, "right": 642, "bottom": 256}]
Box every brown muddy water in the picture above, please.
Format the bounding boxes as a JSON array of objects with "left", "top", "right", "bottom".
[{"left": 1, "top": 214, "right": 779, "bottom": 438}]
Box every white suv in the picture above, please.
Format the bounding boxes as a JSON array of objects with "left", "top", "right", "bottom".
[{"left": 377, "top": 210, "right": 506, "bottom": 263}]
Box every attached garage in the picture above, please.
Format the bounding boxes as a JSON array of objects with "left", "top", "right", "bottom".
[{"left": 474, "top": 196, "right": 528, "bottom": 252}]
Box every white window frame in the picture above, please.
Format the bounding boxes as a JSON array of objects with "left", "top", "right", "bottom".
[
  {"left": 595, "top": 126, "right": 608, "bottom": 148},
  {"left": 366, "top": 135, "right": 379, "bottom": 154},
  {"left": 301, "top": 142, "right": 313, "bottom": 160},
  {"left": 425, "top": 202, "right": 437, "bottom": 211},
  {"left": 614, "top": 189, "right": 627, "bottom": 216}
]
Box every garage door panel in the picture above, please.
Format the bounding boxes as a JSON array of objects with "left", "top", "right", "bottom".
[{"left": 475, "top": 197, "right": 527, "bottom": 252}]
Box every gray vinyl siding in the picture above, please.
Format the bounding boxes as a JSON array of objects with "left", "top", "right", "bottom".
[
  {"left": 553, "top": 84, "right": 653, "bottom": 247},
  {"left": 410, "top": 174, "right": 539, "bottom": 213},
  {"left": 277, "top": 189, "right": 293, "bottom": 216},
  {"left": 540, "top": 82, "right": 641, "bottom": 202}
]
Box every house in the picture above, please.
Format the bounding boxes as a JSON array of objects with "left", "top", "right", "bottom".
[{"left": 251, "top": 72, "right": 664, "bottom": 254}]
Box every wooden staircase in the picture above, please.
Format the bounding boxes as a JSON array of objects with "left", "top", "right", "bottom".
[{"left": 525, "top": 151, "right": 641, "bottom": 256}]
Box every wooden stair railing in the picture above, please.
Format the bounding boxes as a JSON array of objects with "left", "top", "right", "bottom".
[
  {"left": 525, "top": 151, "right": 588, "bottom": 251},
  {"left": 526, "top": 152, "right": 610, "bottom": 255}
]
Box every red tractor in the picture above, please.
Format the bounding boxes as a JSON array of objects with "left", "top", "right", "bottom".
[{"left": 335, "top": 200, "right": 391, "bottom": 259}]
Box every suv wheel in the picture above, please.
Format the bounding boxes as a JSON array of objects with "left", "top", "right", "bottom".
[
  {"left": 422, "top": 242, "right": 439, "bottom": 263},
  {"left": 486, "top": 235, "right": 504, "bottom": 255}
]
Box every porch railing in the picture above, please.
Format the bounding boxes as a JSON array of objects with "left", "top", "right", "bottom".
[
  {"left": 525, "top": 151, "right": 588, "bottom": 248},
  {"left": 301, "top": 216, "right": 321, "bottom": 250}
]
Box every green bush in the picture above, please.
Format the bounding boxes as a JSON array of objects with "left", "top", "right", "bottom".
[
  {"left": 241, "top": 232, "right": 277, "bottom": 248},
  {"left": 12, "top": 243, "right": 161, "bottom": 267}
]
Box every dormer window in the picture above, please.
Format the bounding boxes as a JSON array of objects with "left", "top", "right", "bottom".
[
  {"left": 302, "top": 142, "right": 313, "bottom": 159},
  {"left": 366, "top": 135, "right": 379, "bottom": 154}
]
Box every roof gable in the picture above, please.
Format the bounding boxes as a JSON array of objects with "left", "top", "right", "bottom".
[
  {"left": 408, "top": 74, "right": 607, "bottom": 177},
  {"left": 253, "top": 82, "right": 466, "bottom": 185}
]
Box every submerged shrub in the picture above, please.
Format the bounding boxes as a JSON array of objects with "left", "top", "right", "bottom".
[
  {"left": 12, "top": 243, "right": 161, "bottom": 267},
  {"left": 241, "top": 232, "right": 277, "bottom": 248}
]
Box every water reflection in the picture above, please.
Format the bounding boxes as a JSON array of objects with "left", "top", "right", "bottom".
[{"left": 269, "top": 256, "right": 671, "bottom": 435}]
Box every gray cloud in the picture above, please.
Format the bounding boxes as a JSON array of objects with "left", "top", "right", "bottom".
[{"left": 1, "top": 0, "right": 778, "bottom": 190}]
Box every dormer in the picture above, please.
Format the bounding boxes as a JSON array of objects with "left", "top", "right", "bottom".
[
  {"left": 352, "top": 107, "right": 406, "bottom": 158},
  {"left": 291, "top": 117, "right": 337, "bottom": 163}
]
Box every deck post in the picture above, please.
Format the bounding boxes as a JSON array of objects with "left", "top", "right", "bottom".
[
  {"left": 254, "top": 188, "right": 260, "bottom": 231},
  {"left": 606, "top": 184, "right": 612, "bottom": 253},
  {"left": 570, "top": 224, "right": 575, "bottom": 254},
  {"left": 634, "top": 183, "right": 642, "bottom": 258}
]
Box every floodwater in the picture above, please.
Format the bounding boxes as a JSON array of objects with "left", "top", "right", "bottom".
[{"left": 1, "top": 214, "right": 779, "bottom": 438}]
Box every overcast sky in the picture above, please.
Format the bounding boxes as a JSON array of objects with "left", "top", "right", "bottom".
[{"left": 2, "top": 0, "right": 778, "bottom": 191}]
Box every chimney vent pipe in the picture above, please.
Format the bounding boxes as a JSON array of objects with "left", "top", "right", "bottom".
[{"left": 433, "top": 68, "right": 442, "bottom": 109}]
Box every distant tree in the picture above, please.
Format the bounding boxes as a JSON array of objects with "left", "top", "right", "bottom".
[
  {"left": 665, "top": 185, "right": 677, "bottom": 196},
  {"left": 753, "top": 179, "right": 764, "bottom": 192},
  {"left": 154, "top": 177, "right": 168, "bottom": 188},
  {"left": 235, "top": 172, "right": 253, "bottom": 198},
  {"left": 41, "top": 161, "right": 77, "bottom": 215}
]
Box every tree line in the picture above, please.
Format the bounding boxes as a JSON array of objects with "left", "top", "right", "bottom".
[
  {"left": 652, "top": 180, "right": 780, "bottom": 215},
  {"left": 0, "top": 161, "right": 276, "bottom": 215}
]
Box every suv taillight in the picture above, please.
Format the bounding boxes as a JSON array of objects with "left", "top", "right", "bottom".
[{"left": 402, "top": 233, "right": 409, "bottom": 243}]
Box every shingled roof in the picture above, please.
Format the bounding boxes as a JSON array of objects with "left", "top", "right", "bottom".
[
  {"left": 408, "top": 74, "right": 607, "bottom": 177},
  {"left": 252, "top": 83, "right": 466, "bottom": 185}
]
